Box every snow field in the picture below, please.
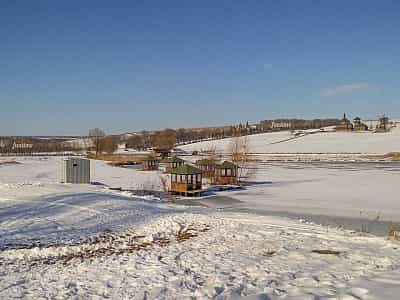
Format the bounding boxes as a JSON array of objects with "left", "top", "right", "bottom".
[{"left": 1, "top": 213, "right": 400, "bottom": 299}]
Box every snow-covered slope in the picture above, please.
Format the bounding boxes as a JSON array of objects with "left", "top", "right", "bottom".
[{"left": 179, "top": 127, "right": 400, "bottom": 155}]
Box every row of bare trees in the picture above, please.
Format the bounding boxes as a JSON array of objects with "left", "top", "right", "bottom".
[
  {"left": 125, "top": 129, "right": 177, "bottom": 151},
  {"left": 87, "top": 128, "right": 119, "bottom": 157}
]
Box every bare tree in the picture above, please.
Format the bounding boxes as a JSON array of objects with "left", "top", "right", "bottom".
[
  {"left": 89, "top": 128, "right": 106, "bottom": 157},
  {"left": 153, "top": 129, "right": 177, "bottom": 150},
  {"left": 99, "top": 136, "right": 118, "bottom": 154},
  {"left": 204, "top": 143, "right": 220, "bottom": 162},
  {"left": 228, "top": 135, "right": 253, "bottom": 184},
  {"left": 159, "top": 174, "right": 175, "bottom": 202}
]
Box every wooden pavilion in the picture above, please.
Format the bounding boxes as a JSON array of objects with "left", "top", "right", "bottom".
[
  {"left": 170, "top": 165, "right": 202, "bottom": 196},
  {"left": 161, "top": 156, "right": 185, "bottom": 173},
  {"left": 214, "top": 161, "right": 238, "bottom": 185},
  {"left": 142, "top": 155, "right": 159, "bottom": 171},
  {"left": 195, "top": 159, "right": 216, "bottom": 179},
  {"left": 353, "top": 117, "right": 369, "bottom": 131}
]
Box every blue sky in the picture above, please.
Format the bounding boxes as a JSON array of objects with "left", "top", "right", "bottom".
[{"left": 1, "top": 1, "right": 399, "bottom": 136}]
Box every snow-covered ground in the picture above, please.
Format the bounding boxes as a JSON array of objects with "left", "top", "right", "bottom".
[
  {"left": 179, "top": 126, "right": 400, "bottom": 156},
  {"left": 2, "top": 211, "right": 400, "bottom": 299},
  {"left": 1, "top": 157, "right": 400, "bottom": 299}
]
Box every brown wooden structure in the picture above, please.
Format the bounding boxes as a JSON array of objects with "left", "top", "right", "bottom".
[
  {"left": 152, "top": 148, "right": 171, "bottom": 159},
  {"left": 161, "top": 156, "right": 185, "bottom": 173},
  {"left": 353, "top": 117, "right": 368, "bottom": 131},
  {"left": 335, "top": 113, "right": 353, "bottom": 132},
  {"left": 170, "top": 165, "right": 202, "bottom": 196},
  {"left": 215, "top": 161, "right": 238, "bottom": 185},
  {"left": 376, "top": 115, "right": 390, "bottom": 132},
  {"left": 195, "top": 159, "right": 216, "bottom": 179},
  {"left": 142, "top": 156, "right": 159, "bottom": 171}
]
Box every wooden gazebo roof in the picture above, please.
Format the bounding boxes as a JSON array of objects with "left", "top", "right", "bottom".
[
  {"left": 143, "top": 155, "right": 159, "bottom": 162},
  {"left": 196, "top": 159, "right": 216, "bottom": 166},
  {"left": 161, "top": 156, "right": 184, "bottom": 163},
  {"left": 171, "top": 165, "right": 202, "bottom": 175},
  {"left": 215, "top": 161, "right": 237, "bottom": 169}
]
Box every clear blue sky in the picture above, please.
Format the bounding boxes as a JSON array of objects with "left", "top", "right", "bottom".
[{"left": 1, "top": 1, "right": 399, "bottom": 136}]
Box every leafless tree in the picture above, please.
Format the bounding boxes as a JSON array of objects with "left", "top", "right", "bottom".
[
  {"left": 89, "top": 128, "right": 106, "bottom": 157},
  {"left": 153, "top": 129, "right": 177, "bottom": 150},
  {"left": 159, "top": 174, "right": 175, "bottom": 202},
  {"left": 228, "top": 135, "right": 254, "bottom": 184},
  {"left": 99, "top": 136, "right": 118, "bottom": 154}
]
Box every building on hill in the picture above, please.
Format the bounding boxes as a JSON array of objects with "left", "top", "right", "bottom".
[
  {"left": 161, "top": 156, "right": 185, "bottom": 173},
  {"left": 376, "top": 115, "right": 390, "bottom": 132},
  {"left": 142, "top": 156, "right": 159, "bottom": 171},
  {"left": 195, "top": 159, "right": 217, "bottom": 179},
  {"left": 259, "top": 118, "right": 341, "bottom": 131},
  {"left": 170, "top": 165, "right": 203, "bottom": 196},
  {"left": 271, "top": 121, "right": 292, "bottom": 130},
  {"left": 214, "top": 161, "right": 238, "bottom": 185},
  {"left": 353, "top": 117, "right": 369, "bottom": 131},
  {"left": 335, "top": 114, "right": 353, "bottom": 132}
]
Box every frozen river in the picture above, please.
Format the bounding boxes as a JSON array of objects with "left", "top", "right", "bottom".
[{"left": 181, "top": 161, "right": 400, "bottom": 236}]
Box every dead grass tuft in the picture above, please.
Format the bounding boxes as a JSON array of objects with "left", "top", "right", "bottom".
[
  {"left": 365, "top": 152, "right": 400, "bottom": 161},
  {"left": 87, "top": 154, "right": 147, "bottom": 167},
  {"left": 312, "top": 249, "right": 341, "bottom": 255},
  {"left": 262, "top": 250, "right": 276, "bottom": 257}
]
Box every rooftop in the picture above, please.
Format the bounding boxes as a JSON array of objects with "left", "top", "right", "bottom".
[
  {"left": 171, "top": 164, "right": 202, "bottom": 175},
  {"left": 196, "top": 159, "right": 217, "bottom": 166},
  {"left": 161, "top": 156, "right": 184, "bottom": 163},
  {"left": 215, "top": 161, "right": 238, "bottom": 169},
  {"left": 143, "top": 155, "right": 159, "bottom": 162}
]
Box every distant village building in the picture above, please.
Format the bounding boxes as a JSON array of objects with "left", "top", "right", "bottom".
[
  {"left": 271, "top": 121, "right": 292, "bottom": 130},
  {"left": 61, "top": 158, "right": 90, "bottom": 184},
  {"left": 214, "top": 161, "right": 238, "bottom": 185},
  {"left": 12, "top": 142, "right": 34, "bottom": 150},
  {"left": 170, "top": 165, "right": 202, "bottom": 196},
  {"left": 376, "top": 115, "right": 390, "bottom": 132},
  {"left": 335, "top": 114, "right": 353, "bottom": 132},
  {"left": 353, "top": 117, "right": 369, "bottom": 131},
  {"left": 142, "top": 156, "right": 159, "bottom": 171}
]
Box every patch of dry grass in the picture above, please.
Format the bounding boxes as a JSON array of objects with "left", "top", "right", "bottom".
[
  {"left": 87, "top": 154, "right": 147, "bottom": 166},
  {"left": 1, "top": 224, "right": 211, "bottom": 268},
  {"left": 312, "top": 249, "right": 341, "bottom": 255},
  {"left": 365, "top": 152, "right": 400, "bottom": 161}
]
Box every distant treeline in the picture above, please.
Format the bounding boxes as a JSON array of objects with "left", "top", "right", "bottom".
[
  {"left": 124, "top": 118, "right": 341, "bottom": 150},
  {"left": 0, "top": 118, "right": 341, "bottom": 154}
]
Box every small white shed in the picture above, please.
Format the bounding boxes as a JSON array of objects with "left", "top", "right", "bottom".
[{"left": 61, "top": 158, "right": 90, "bottom": 184}]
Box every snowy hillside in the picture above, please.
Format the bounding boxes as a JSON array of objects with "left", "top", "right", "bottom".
[{"left": 179, "top": 126, "right": 400, "bottom": 155}]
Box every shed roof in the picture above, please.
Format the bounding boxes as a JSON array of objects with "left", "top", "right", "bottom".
[
  {"left": 161, "top": 156, "right": 184, "bottom": 163},
  {"left": 215, "top": 161, "right": 237, "bottom": 169},
  {"left": 171, "top": 164, "right": 202, "bottom": 175}
]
